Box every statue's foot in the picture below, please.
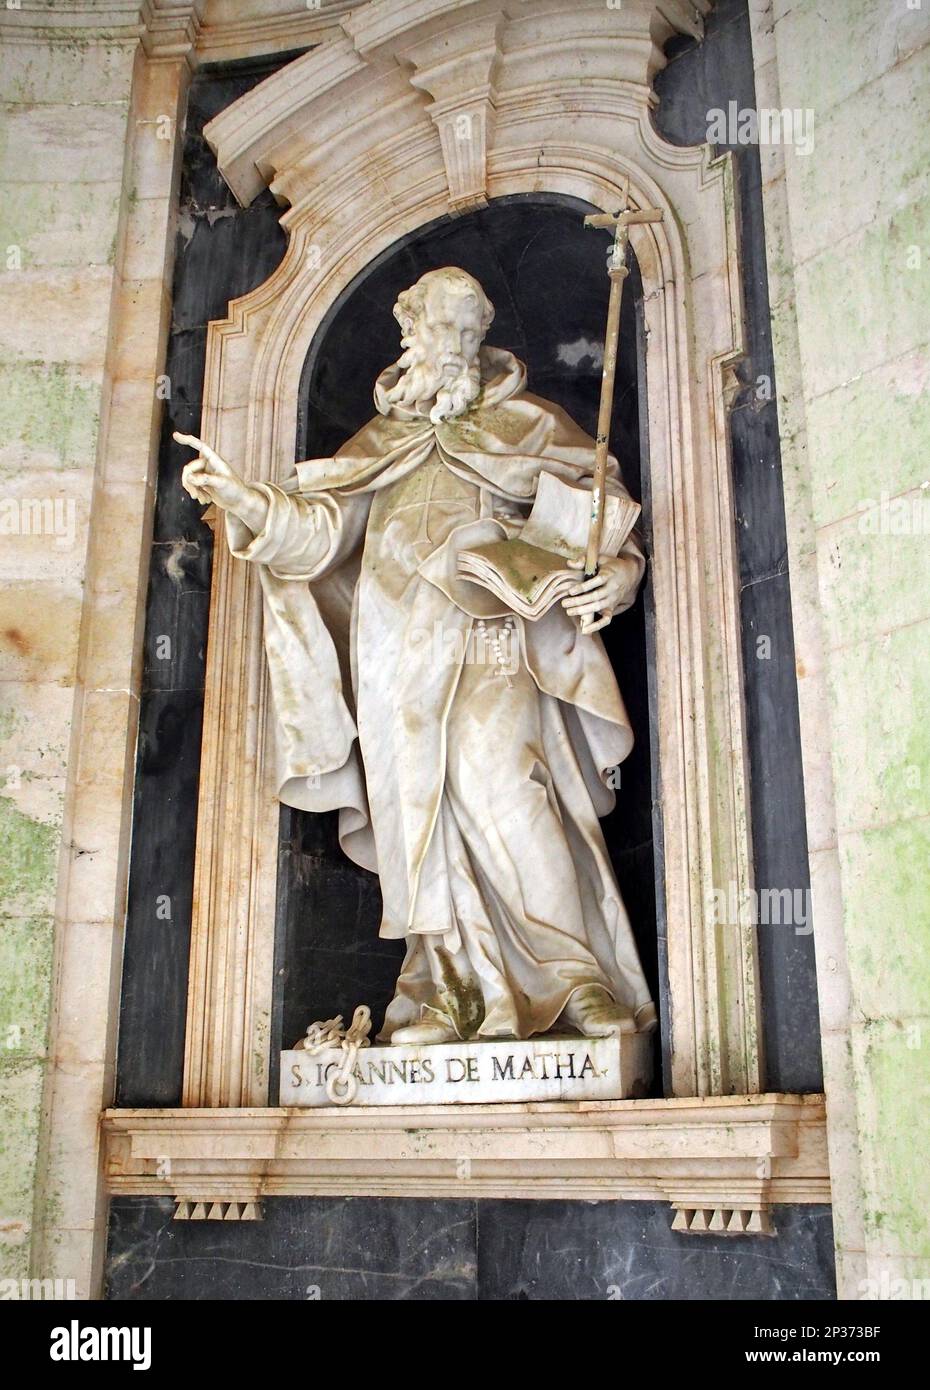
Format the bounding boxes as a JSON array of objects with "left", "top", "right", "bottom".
[
  {"left": 560, "top": 985, "right": 637, "bottom": 1038},
  {"left": 390, "top": 1017, "right": 459, "bottom": 1046}
]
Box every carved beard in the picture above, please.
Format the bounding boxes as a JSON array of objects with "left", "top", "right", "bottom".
[{"left": 386, "top": 334, "right": 482, "bottom": 423}]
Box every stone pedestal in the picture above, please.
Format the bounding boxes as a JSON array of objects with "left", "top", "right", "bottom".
[{"left": 280, "top": 1034, "right": 653, "bottom": 1107}]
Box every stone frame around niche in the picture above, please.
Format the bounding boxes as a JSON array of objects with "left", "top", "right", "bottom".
[
  {"left": 182, "top": 0, "right": 758, "bottom": 1110},
  {"left": 103, "top": 0, "right": 828, "bottom": 1227}
]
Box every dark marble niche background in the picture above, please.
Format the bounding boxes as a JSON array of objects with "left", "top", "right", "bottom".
[
  {"left": 109, "top": 0, "right": 833, "bottom": 1301},
  {"left": 274, "top": 199, "right": 662, "bottom": 1094},
  {"left": 655, "top": 0, "right": 822, "bottom": 1093},
  {"left": 114, "top": 51, "right": 292, "bottom": 1107}
]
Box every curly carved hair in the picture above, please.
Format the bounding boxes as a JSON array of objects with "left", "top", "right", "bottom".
[{"left": 393, "top": 267, "right": 495, "bottom": 340}]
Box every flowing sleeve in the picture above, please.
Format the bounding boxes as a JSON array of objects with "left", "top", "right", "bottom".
[
  {"left": 221, "top": 474, "right": 377, "bottom": 872},
  {"left": 225, "top": 480, "right": 370, "bottom": 581}
]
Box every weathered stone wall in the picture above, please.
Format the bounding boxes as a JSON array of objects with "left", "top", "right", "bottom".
[
  {"left": 0, "top": 14, "right": 190, "bottom": 1292},
  {"left": 750, "top": 0, "right": 930, "bottom": 1298},
  {"left": 0, "top": 29, "right": 138, "bottom": 1279}
]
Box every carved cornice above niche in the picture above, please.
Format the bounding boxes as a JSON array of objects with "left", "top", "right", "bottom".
[
  {"left": 0, "top": 0, "right": 347, "bottom": 59},
  {"left": 203, "top": 0, "right": 712, "bottom": 216},
  {"left": 0, "top": 1, "right": 711, "bottom": 81},
  {"left": 195, "top": 0, "right": 358, "bottom": 62},
  {"left": 138, "top": 0, "right": 205, "bottom": 58},
  {"left": 0, "top": 0, "right": 202, "bottom": 56}
]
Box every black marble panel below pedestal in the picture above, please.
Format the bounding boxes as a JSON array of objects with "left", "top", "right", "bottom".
[
  {"left": 105, "top": 1197, "right": 836, "bottom": 1301},
  {"left": 107, "top": 1197, "right": 475, "bottom": 1301},
  {"left": 477, "top": 1200, "right": 837, "bottom": 1301}
]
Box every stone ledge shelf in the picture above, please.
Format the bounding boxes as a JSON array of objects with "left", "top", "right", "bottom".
[{"left": 103, "top": 1093, "right": 829, "bottom": 1230}]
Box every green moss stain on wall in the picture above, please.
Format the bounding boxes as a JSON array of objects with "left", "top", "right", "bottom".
[
  {"left": 0, "top": 796, "right": 59, "bottom": 914},
  {"left": 856, "top": 1016, "right": 930, "bottom": 1261},
  {"left": 0, "top": 183, "right": 125, "bottom": 272},
  {"left": 0, "top": 1060, "right": 45, "bottom": 1278},
  {"left": 0, "top": 915, "right": 54, "bottom": 1059},
  {"left": 0, "top": 362, "right": 100, "bottom": 472},
  {"left": 0, "top": 24, "right": 137, "bottom": 1290},
  {"left": 0, "top": 798, "right": 59, "bottom": 1279},
  {"left": 765, "top": 1, "right": 930, "bottom": 1284},
  {"left": 806, "top": 356, "right": 930, "bottom": 531}
]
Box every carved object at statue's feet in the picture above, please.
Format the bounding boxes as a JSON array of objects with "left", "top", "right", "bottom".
[{"left": 389, "top": 1016, "right": 459, "bottom": 1046}]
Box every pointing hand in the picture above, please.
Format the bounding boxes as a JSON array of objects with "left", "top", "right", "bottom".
[{"left": 174, "top": 432, "right": 244, "bottom": 508}]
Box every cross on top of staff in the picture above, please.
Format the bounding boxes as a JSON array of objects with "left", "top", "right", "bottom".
[
  {"left": 584, "top": 177, "right": 664, "bottom": 280},
  {"left": 579, "top": 178, "right": 665, "bottom": 576}
]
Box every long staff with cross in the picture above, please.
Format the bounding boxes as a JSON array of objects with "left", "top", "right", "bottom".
[{"left": 582, "top": 180, "right": 664, "bottom": 580}]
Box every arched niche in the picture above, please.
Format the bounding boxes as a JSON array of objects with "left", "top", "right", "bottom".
[
  {"left": 271, "top": 194, "right": 660, "bottom": 1096},
  {"left": 181, "top": 0, "right": 759, "bottom": 1112}
]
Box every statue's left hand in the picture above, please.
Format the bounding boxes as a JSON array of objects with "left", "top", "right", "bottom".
[{"left": 561, "top": 555, "right": 640, "bottom": 635}]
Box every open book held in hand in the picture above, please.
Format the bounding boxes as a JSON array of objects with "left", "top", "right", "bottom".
[{"left": 458, "top": 470, "right": 641, "bottom": 621}]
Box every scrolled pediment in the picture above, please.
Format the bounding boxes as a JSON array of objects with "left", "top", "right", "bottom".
[{"left": 204, "top": 0, "right": 713, "bottom": 216}]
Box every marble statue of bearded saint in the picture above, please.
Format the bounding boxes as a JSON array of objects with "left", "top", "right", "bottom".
[{"left": 176, "top": 266, "right": 657, "bottom": 1046}]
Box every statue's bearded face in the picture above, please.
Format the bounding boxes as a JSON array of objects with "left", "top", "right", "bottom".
[{"left": 386, "top": 271, "right": 493, "bottom": 423}]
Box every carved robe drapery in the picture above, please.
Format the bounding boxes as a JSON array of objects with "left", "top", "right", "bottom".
[{"left": 226, "top": 348, "right": 655, "bottom": 1039}]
